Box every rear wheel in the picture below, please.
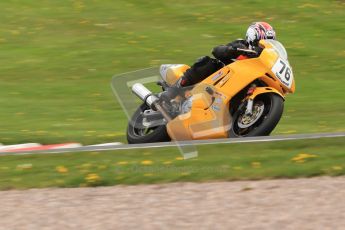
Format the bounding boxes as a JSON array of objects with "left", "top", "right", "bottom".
[
  {"left": 229, "top": 93, "right": 284, "bottom": 137},
  {"left": 127, "top": 103, "right": 171, "bottom": 144}
]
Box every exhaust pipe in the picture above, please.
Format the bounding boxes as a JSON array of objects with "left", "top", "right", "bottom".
[
  {"left": 131, "top": 83, "right": 172, "bottom": 122},
  {"left": 131, "top": 83, "right": 158, "bottom": 107}
]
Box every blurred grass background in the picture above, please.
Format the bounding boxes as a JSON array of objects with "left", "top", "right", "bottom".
[
  {"left": 0, "top": 0, "right": 344, "bottom": 145},
  {"left": 0, "top": 137, "right": 344, "bottom": 189}
]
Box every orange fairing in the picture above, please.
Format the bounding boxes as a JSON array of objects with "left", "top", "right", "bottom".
[
  {"left": 160, "top": 64, "right": 190, "bottom": 86},
  {"left": 166, "top": 83, "right": 231, "bottom": 140},
  {"left": 248, "top": 87, "right": 284, "bottom": 101},
  {"left": 166, "top": 40, "right": 295, "bottom": 140}
]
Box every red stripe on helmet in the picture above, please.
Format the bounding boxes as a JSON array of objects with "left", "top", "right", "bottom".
[{"left": 259, "top": 22, "right": 273, "bottom": 30}]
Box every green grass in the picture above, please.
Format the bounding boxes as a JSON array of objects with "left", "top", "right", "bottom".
[
  {"left": 0, "top": 0, "right": 344, "bottom": 145},
  {"left": 0, "top": 137, "right": 344, "bottom": 190}
]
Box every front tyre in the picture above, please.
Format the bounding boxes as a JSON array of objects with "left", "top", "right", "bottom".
[
  {"left": 127, "top": 103, "right": 171, "bottom": 144},
  {"left": 229, "top": 93, "right": 284, "bottom": 137}
]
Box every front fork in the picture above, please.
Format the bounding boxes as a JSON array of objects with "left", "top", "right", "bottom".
[
  {"left": 245, "top": 99, "right": 254, "bottom": 115},
  {"left": 244, "top": 86, "right": 285, "bottom": 115}
]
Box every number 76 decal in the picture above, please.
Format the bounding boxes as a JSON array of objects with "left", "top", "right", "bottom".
[{"left": 271, "top": 57, "right": 293, "bottom": 88}]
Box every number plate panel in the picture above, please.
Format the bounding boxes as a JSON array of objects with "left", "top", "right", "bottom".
[{"left": 271, "top": 57, "right": 294, "bottom": 89}]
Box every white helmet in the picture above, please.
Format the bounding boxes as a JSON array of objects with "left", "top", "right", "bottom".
[{"left": 246, "top": 22, "right": 276, "bottom": 48}]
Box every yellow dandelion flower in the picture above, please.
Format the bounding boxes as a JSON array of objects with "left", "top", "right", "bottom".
[
  {"left": 144, "top": 173, "right": 153, "bottom": 177},
  {"left": 291, "top": 156, "right": 300, "bottom": 161},
  {"left": 298, "top": 3, "right": 320, "bottom": 8},
  {"left": 251, "top": 162, "right": 261, "bottom": 168},
  {"left": 291, "top": 153, "right": 318, "bottom": 163},
  {"left": 279, "top": 130, "right": 297, "bottom": 134},
  {"left": 141, "top": 160, "right": 153, "bottom": 165},
  {"left": 16, "top": 163, "right": 32, "bottom": 170},
  {"left": 175, "top": 157, "right": 184, "bottom": 161},
  {"left": 105, "top": 133, "right": 117, "bottom": 137},
  {"left": 332, "top": 166, "right": 343, "bottom": 171},
  {"left": 85, "top": 173, "right": 101, "bottom": 183},
  {"left": 56, "top": 166, "right": 68, "bottom": 173},
  {"left": 117, "top": 161, "right": 128, "bottom": 165}
]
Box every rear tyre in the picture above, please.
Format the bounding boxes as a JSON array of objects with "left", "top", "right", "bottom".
[
  {"left": 127, "top": 103, "right": 171, "bottom": 144},
  {"left": 229, "top": 93, "right": 284, "bottom": 137}
]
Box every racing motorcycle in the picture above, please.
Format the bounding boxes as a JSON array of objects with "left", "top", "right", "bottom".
[{"left": 126, "top": 39, "right": 295, "bottom": 143}]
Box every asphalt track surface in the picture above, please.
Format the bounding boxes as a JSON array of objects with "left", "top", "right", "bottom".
[{"left": 1, "top": 132, "right": 344, "bottom": 156}]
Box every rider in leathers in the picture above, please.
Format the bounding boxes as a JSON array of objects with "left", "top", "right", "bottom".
[{"left": 175, "top": 22, "right": 276, "bottom": 87}]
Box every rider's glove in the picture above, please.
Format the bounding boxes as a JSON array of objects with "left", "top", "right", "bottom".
[
  {"left": 212, "top": 45, "right": 230, "bottom": 60},
  {"left": 212, "top": 45, "right": 243, "bottom": 62},
  {"left": 227, "top": 45, "right": 245, "bottom": 57}
]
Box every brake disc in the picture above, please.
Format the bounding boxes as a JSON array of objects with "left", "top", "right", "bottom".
[{"left": 237, "top": 102, "right": 265, "bottom": 129}]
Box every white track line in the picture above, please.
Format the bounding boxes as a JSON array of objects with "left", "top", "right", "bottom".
[
  {"left": 51, "top": 143, "right": 83, "bottom": 149},
  {"left": 88, "top": 142, "right": 122, "bottom": 147},
  {"left": 0, "top": 132, "right": 344, "bottom": 156}
]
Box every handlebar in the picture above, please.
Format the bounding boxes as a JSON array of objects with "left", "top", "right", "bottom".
[{"left": 236, "top": 48, "right": 258, "bottom": 55}]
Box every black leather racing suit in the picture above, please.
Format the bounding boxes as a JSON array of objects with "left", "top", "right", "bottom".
[
  {"left": 178, "top": 39, "right": 255, "bottom": 87},
  {"left": 160, "top": 39, "right": 260, "bottom": 102}
]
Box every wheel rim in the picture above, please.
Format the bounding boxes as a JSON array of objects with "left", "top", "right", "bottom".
[
  {"left": 237, "top": 102, "right": 265, "bottom": 128},
  {"left": 131, "top": 109, "right": 160, "bottom": 137},
  {"left": 233, "top": 95, "right": 272, "bottom": 136}
]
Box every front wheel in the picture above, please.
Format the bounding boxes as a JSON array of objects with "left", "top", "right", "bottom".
[
  {"left": 127, "top": 103, "right": 171, "bottom": 144},
  {"left": 229, "top": 93, "right": 284, "bottom": 137}
]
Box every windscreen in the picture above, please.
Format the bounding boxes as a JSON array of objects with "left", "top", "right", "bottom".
[{"left": 265, "top": 39, "right": 289, "bottom": 60}]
